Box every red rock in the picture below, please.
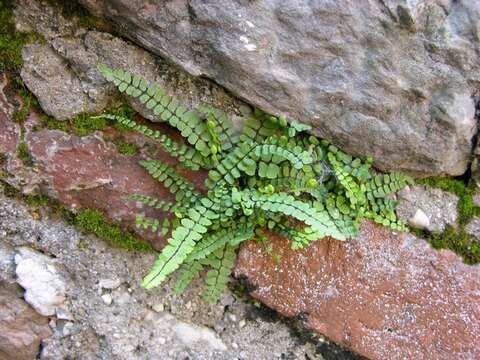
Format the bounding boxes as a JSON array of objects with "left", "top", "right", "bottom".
[
  {"left": 0, "top": 75, "right": 20, "bottom": 155},
  {"left": 25, "top": 120, "right": 206, "bottom": 250},
  {"left": 0, "top": 284, "right": 52, "bottom": 360},
  {"left": 234, "top": 221, "right": 480, "bottom": 360}
]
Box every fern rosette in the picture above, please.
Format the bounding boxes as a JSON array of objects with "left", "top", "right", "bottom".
[{"left": 96, "top": 64, "right": 413, "bottom": 303}]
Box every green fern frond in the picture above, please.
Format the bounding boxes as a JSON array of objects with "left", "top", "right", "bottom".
[
  {"left": 365, "top": 172, "right": 413, "bottom": 200},
  {"left": 141, "top": 202, "right": 215, "bottom": 289},
  {"left": 185, "top": 224, "right": 254, "bottom": 263},
  {"left": 197, "top": 104, "right": 237, "bottom": 154},
  {"left": 98, "top": 64, "right": 213, "bottom": 158},
  {"left": 139, "top": 160, "right": 200, "bottom": 205},
  {"left": 239, "top": 110, "right": 280, "bottom": 143},
  {"left": 202, "top": 244, "right": 238, "bottom": 304},
  {"left": 279, "top": 225, "right": 322, "bottom": 250},
  {"left": 240, "top": 190, "right": 346, "bottom": 240},
  {"left": 94, "top": 114, "right": 208, "bottom": 170},
  {"left": 128, "top": 194, "right": 177, "bottom": 212},
  {"left": 174, "top": 260, "right": 204, "bottom": 294},
  {"left": 93, "top": 64, "right": 413, "bottom": 302}
]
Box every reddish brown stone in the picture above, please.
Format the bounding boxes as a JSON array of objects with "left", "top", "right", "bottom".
[
  {"left": 0, "top": 75, "right": 20, "bottom": 155},
  {"left": 0, "top": 284, "right": 52, "bottom": 360},
  {"left": 234, "top": 221, "right": 480, "bottom": 360},
  {"left": 25, "top": 120, "right": 206, "bottom": 250}
]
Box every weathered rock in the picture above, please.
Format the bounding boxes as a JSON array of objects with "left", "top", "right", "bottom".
[
  {"left": 21, "top": 44, "right": 109, "bottom": 120},
  {"left": 0, "top": 283, "right": 52, "bottom": 360},
  {"left": 0, "top": 75, "right": 20, "bottom": 155},
  {"left": 0, "top": 189, "right": 335, "bottom": 360},
  {"left": 16, "top": 0, "right": 247, "bottom": 123},
  {"left": 171, "top": 316, "right": 227, "bottom": 351},
  {"left": 465, "top": 217, "right": 480, "bottom": 242},
  {"left": 22, "top": 115, "right": 208, "bottom": 249},
  {"left": 396, "top": 185, "right": 458, "bottom": 233},
  {"left": 15, "top": 247, "right": 67, "bottom": 316},
  {"left": 235, "top": 221, "right": 480, "bottom": 359},
  {"left": 75, "top": 0, "right": 480, "bottom": 177}
]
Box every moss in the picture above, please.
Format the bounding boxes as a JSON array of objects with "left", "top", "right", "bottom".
[
  {"left": 416, "top": 177, "right": 465, "bottom": 197},
  {"left": 71, "top": 114, "right": 108, "bottom": 136},
  {"left": 0, "top": 0, "right": 45, "bottom": 72},
  {"left": 417, "top": 177, "right": 480, "bottom": 225},
  {"left": 16, "top": 142, "right": 33, "bottom": 166},
  {"left": 41, "top": 113, "right": 108, "bottom": 136},
  {"left": 415, "top": 177, "right": 480, "bottom": 264},
  {"left": 414, "top": 226, "right": 480, "bottom": 265},
  {"left": 11, "top": 81, "right": 40, "bottom": 123},
  {"left": 116, "top": 142, "right": 139, "bottom": 156},
  {"left": 40, "top": 96, "right": 138, "bottom": 136},
  {"left": 75, "top": 209, "right": 154, "bottom": 252},
  {"left": 24, "top": 194, "right": 50, "bottom": 207}
]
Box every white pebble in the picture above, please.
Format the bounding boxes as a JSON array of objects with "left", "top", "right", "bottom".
[
  {"left": 101, "top": 293, "right": 113, "bottom": 305},
  {"left": 152, "top": 303, "right": 165, "bottom": 313},
  {"left": 409, "top": 209, "right": 430, "bottom": 229}
]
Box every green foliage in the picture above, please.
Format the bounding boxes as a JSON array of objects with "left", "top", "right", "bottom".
[
  {"left": 116, "top": 142, "right": 139, "bottom": 156},
  {"left": 42, "top": 113, "right": 108, "bottom": 136},
  {"left": 24, "top": 194, "right": 50, "bottom": 207},
  {"left": 96, "top": 64, "right": 412, "bottom": 302},
  {"left": 16, "top": 142, "right": 33, "bottom": 166},
  {"left": 76, "top": 209, "right": 154, "bottom": 252},
  {"left": 416, "top": 177, "right": 480, "bottom": 263},
  {"left": 0, "top": 0, "right": 45, "bottom": 72}
]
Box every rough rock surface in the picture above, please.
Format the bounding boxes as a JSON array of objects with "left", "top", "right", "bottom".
[
  {"left": 0, "top": 189, "right": 338, "bottom": 360},
  {"left": 465, "top": 217, "right": 480, "bottom": 242},
  {"left": 77, "top": 0, "right": 480, "bottom": 177},
  {"left": 25, "top": 119, "right": 182, "bottom": 250},
  {"left": 15, "top": 247, "right": 67, "bottom": 317},
  {"left": 0, "top": 284, "right": 52, "bottom": 360},
  {"left": 234, "top": 221, "right": 480, "bottom": 360},
  {"left": 16, "top": 0, "right": 248, "bottom": 123},
  {"left": 396, "top": 185, "right": 458, "bottom": 233}
]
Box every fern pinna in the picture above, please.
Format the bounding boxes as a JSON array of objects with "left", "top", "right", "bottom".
[{"left": 96, "top": 64, "right": 413, "bottom": 303}]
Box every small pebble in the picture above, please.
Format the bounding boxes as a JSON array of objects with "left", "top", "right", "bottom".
[
  {"left": 238, "top": 320, "right": 246, "bottom": 328},
  {"left": 152, "top": 303, "right": 165, "bottom": 313},
  {"left": 101, "top": 293, "right": 113, "bottom": 305},
  {"left": 408, "top": 209, "right": 430, "bottom": 229},
  {"left": 99, "top": 278, "right": 122, "bottom": 290}
]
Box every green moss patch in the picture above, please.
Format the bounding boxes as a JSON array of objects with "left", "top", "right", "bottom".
[
  {"left": 416, "top": 177, "right": 480, "bottom": 264},
  {"left": 116, "top": 142, "right": 139, "bottom": 156},
  {"left": 0, "top": 0, "right": 45, "bottom": 72},
  {"left": 75, "top": 209, "right": 154, "bottom": 252},
  {"left": 16, "top": 142, "right": 33, "bottom": 166}
]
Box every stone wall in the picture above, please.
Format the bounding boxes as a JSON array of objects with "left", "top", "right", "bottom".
[{"left": 1, "top": 1, "right": 479, "bottom": 359}]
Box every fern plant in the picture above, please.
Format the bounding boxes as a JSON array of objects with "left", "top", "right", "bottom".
[{"left": 95, "top": 64, "right": 413, "bottom": 303}]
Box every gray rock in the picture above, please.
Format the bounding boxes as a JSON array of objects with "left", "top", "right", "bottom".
[
  {"left": 20, "top": 44, "right": 109, "bottom": 120},
  {"left": 396, "top": 185, "right": 458, "bottom": 233},
  {"left": 16, "top": 0, "right": 247, "bottom": 123},
  {"left": 15, "top": 247, "right": 67, "bottom": 316},
  {"left": 0, "top": 188, "right": 328, "bottom": 360},
  {"left": 465, "top": 217, "right": 480, "bottom": 242},
  {"left": 173, "top": 319, "right": 227, "bottom": 352},
  {"left": 76, "top": 0, "right": 480, "bottom": 177}
]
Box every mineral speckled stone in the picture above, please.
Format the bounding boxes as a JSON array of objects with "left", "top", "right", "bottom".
[{"left": 234, "top": 221, "right": 480, "bottom": 359}]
